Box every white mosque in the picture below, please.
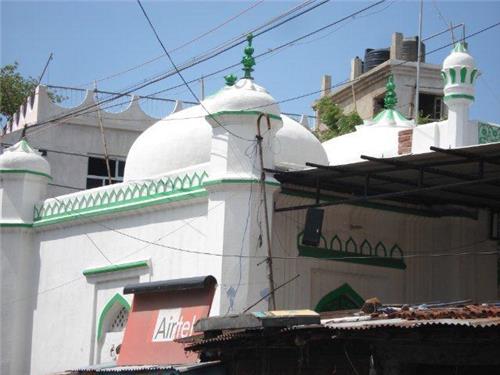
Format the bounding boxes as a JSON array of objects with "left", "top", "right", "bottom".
[{"left": 1, "top": 38, "right": 499, "bottom": 374}]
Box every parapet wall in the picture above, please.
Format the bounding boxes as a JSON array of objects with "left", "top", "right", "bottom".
[{"left": 1, "top": 85, "right": 180, "bottom": 135}]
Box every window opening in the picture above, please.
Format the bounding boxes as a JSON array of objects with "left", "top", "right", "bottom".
[{"left": 87, "top": 157, "right": 125, "bottom": 189}]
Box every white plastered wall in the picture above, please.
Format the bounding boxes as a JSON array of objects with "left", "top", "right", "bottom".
[{"left": 271, "top": 194, "right": 497, "bottom": 310}]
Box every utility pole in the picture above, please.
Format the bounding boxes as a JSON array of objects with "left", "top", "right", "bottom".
[
  {"left": 200, "top": 75, "right": 205, "bottom": 100},
  {"left": 256, "top": 113, "right": 277, "bottom": 311},
  {"left": 414, "top": 0, "right": 423, "bottom": 123},
  {"left": 94, "top": 81, "right": 113, "bottom": 185}
]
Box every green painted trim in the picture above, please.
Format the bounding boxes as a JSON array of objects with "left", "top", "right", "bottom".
[
  {"left": 33, "top": 171, "right": 209, "bottom": 226},
  {"left": 449, "top": 68, "right": 456, "bottom": 84},
  {"left": 298, "top": 245, "right": 407, "bottom": 269},
  {"left": 33, "top": 188, "right": 208, "bottom": 227},
  {"left": 0, "top": 168, "right": 52, "bottom": 179},
  {"left": 207, "top": 110, "right": 282, "bottom": 121},
  {"left": 460, "top": 67, "right": 468, "bottom": 83},
  {"left": 440, "top": 71, "right": 447, "bottom": 85},
  {"left": 478, "top": 122, "right": 500, "bottom": 144},
  {"left": 83, "top": 260, "right": 149, "bottom": 276},
  {"left": 0, "top": 222, "right": 33, "bottom": 228},
  {"left": 97, "top": 293, "right": 130, "bottom": 341},
  {"left": 470, "top": 69, "right": 478, "bottom": 84},
  {"left": 296, "top": 228, "right": 407, "bottom": 270},
  {"left": 204, "top": 178, "right": 281, "bottom": 187},
  {"left": 315, "top": 283, "right": 364, "bottom": 313},
  {"left": 444, "top": 94, "right": 474, "bottom": 101}
]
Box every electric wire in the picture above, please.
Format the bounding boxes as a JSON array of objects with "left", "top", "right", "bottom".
[
  {"left": 21, "top": 0, "right": 376, "bottom": 134},
  {"left": 74, "top": 0, "right": 315, "bottom": 89},
  {"left": 33, "top": 13, "right": 492, "bottom": 129},
  {"left": 136, "top": 0, "right": 255, "bottom": 142}
]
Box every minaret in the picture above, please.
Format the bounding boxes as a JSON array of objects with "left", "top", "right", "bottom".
[
  {"left": 203, "top": 35, "right": 282, "bottom": 313},
  {"left": 441, "top": 42, "right": 479, "bottom": 147},
  {"left": 0, "top": 139, "right": 50, "bottom": 374}
]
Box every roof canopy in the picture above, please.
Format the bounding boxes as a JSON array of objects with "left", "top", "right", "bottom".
[{"left": 271, "top": 142, "right": 500, "bottom": 216}]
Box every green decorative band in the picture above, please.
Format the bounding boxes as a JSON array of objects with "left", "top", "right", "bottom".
[
  {"left": 0, "top": 168, "right": 52, "bottom": 179},
  {"left": 203, "top": 178, "right": 280, "bottom": 187},
  {"left": 207, "top": 110, "right": 282, "bottom": 121},
  {"left": 478, "top": 122, "right": 500, "bottom": 144},
  {"left": 33, "top": 189, "right": 207, "bottom": 227},
  {"left": 32, "top": 174, "right": 281, "bottom": 228},
  {"left": 443, "top": 94, "right": 474, "bottom": 101},
  {"left": 34, "top": 171, "right": 208, "bottom": 224},
  {"left": 297, "top": 231, "right": 406, "bottom": 270},
  {"left": 0, "top": 222, "right": 33, "bottom": 228},
  {"left": 83, "top": 260, "right": 149, "bottom": 276},
  {"left": 97, "top": 293, "right": 130, "bottom": 341}
]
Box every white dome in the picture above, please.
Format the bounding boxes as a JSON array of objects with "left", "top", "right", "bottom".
[
  {"left": 0, "top": 139, "right": 50, "bottom": 176},
  {"left": 203, "top": 78, "right": 280, "bottom": 116},
  {"left": 443, "top": 43, "right": 476, "bottom": 70},
  {"left": 124, "top": 106, "right": 212, "bottom": 181},
  {"left": 273, "top": 115, "right": 328, "bottom": 170}
]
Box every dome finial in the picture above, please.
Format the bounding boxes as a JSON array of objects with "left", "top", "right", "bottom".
[
  {"left": 384, "top": 74, "right": 397, "bottom": 110},
  {"left": 242, "top": 33, "right": 255, "bottom": 80},
  {"left": 224, "top": 74, "right": 237, "bottom": 86}
]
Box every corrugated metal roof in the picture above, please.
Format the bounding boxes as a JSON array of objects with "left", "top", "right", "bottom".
[
  {"left": 324, "top": 317, "right": 500, "bottom": 330},
  {"left": 322, "top": 304, "right": 500, "bottom": 330},
  {"left": 72, "top": 361, "right": 221, "bottom": 373}
]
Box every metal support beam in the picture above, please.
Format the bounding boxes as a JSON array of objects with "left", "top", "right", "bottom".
[
  {"left": 275, "top": 175, "right": 500, "bottom": 212},
  {"left": 360, "top": 154, "right": 500, "bottom": 188}
]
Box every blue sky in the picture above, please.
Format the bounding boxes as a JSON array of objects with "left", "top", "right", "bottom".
[{"left": 2, "top": 0, "right": 500, "bottom": 122}]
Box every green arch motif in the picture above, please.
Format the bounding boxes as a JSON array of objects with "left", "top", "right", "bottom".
[
  {"left": 460, "top": 67, "right": 468, "bottom": 83},
  {"left": 360, "top": 239, "right": 372, "bottom": 255},
  {"left": 345, "top": 237, "right": 357, "bottom": 253},
  {"left": 470, "top": 69, "right": 478, "bottom": 84},
  {"left": 449, "top": 68, "right": 456, "bottom": 84},
  {"left": 390, "top": 244, "right": 403, "bottom": 259},
  {"left": 375, "top": 241, "right": 387, "bottom": 257},
  {"left": 440, "top": 71, "right": 447, "bottom": 84},
  {"left": 315, "top": 283, "right": 364, "bottom": 313},
  {"left": 97, "top": 293, "right": 130, "bottom": 341},
  {"left": 330, "top": 235, "right": 342, "bottom": 251},
  {"left": 297, "top": 231, "right": 327, "bottom": 248}
]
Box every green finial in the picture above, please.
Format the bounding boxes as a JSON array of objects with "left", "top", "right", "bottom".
[
  {"left": 242, "top": 33, "right": 255, "bottom": 79},
  {"left": 224, "top": 74, "right": 237, "bottom": 86},
  {"left": 384, "top": 75, "right": 397, "bottom": 110},
  {"left": 453, "top": 41, "right": 468, "bottom": 53}
]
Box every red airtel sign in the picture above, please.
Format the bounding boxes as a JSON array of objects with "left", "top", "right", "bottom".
[{"left": 118, "top": 276, "right": 216, "bottom": 366}]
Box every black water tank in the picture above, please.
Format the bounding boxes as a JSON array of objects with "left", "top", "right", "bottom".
[
  {"left": 364, "top": 48, "right": 390, "bottom": 72},
  {"left": 401, "top": 36, "right": 426, "bottom": 62}
]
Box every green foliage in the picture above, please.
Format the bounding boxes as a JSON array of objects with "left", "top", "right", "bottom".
[
  {"left": 416, "top": 111, "right": 433, "bottom": 125},
  {"left": 314, "top": 96, "right": 362, "bottom": 141},
  {"left": 1, "top": 62, "right": 38, "bottom": 120},
  {"left": 0, "top": 62, "right": 64, "bottom": 126}
]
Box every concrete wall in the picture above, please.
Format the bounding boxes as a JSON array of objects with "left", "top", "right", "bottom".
[
  {"left": 271, "top": 194, "right": 497, "bottom": 310},
  {"left": 325, "top": 60, "right": 444, "bottom": 121}
]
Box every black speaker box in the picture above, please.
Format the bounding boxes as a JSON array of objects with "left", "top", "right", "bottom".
[{"left": 302, "top": 208, "right": 324, "bottom": 246}]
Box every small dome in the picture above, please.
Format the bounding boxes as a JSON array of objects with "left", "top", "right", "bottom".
[
  {"left": 0, "top": 139, "right": 50, "bottom": 176},
  {"left": 273, "top": 115, "right": 328, "bottom": 170},
  {"left": 124, "top": 106, "right": 212, "bottom": 181},
  {"left": 443, "top": 43, "right": 476, "bottom": 70},
  {"left": 203, "top": 79, "right": 280, "bottom": 117}
]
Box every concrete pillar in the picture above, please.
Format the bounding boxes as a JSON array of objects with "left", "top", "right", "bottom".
[
  {"left": 350, "top": 57, "right": 363, "bottom": 80},
  {"left": 390, "top": 32, "right": 403, "bottom": 60},
  {"left": 321, "top": 75, "right": 332, "bottom": 97}
]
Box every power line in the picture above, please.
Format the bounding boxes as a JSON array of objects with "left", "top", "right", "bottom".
[
  {"left": 74, "top": 0, "right": 267, "bottom": 88},
  {"left": 136, "top": 0, "right": 256, "bottom": 143},
  {"left": 20, "top": 0, "right": 384, "bottom": 134},
  {"left": 19, "top": 0, "right": 334, "bottom": 133}
]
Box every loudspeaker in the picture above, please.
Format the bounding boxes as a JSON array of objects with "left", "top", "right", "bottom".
[{"left": 302, "top": 208, "right": 324, "bottom": 246}]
